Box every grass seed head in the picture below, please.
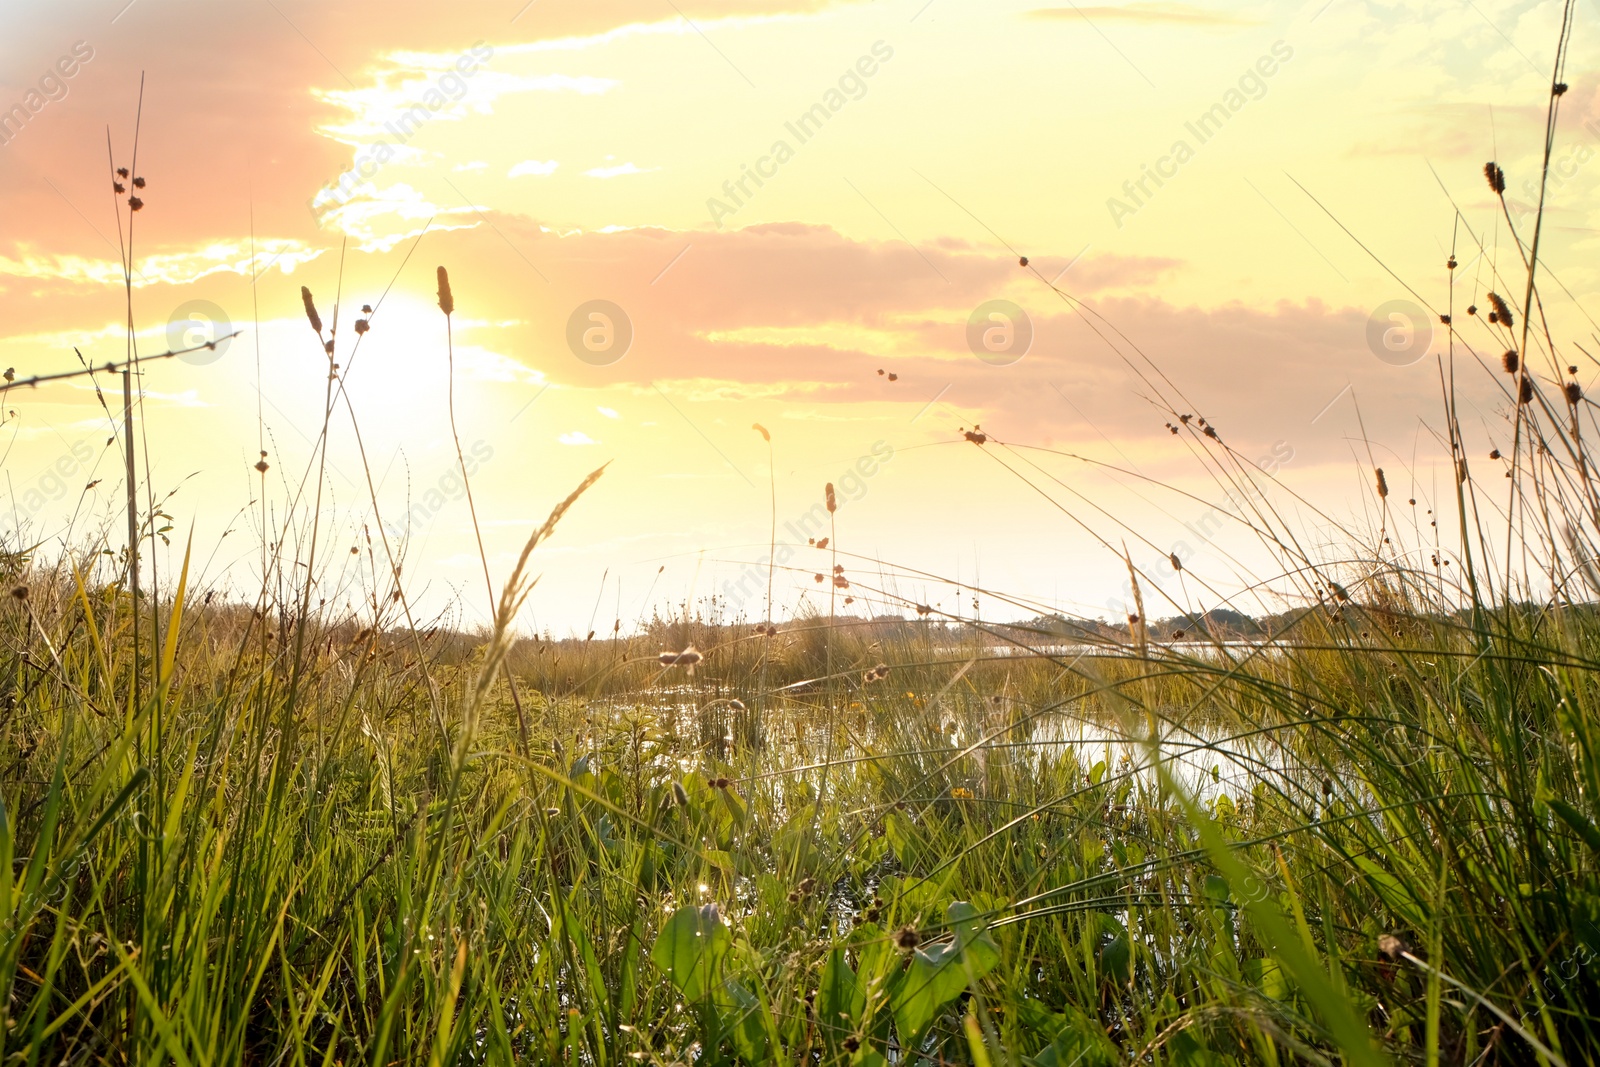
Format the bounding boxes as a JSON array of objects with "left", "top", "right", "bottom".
[
  {"left": 825, "top": 482, "right": 837, "bottom": 513},
  {"left": 300, "top": 287, "right": 323, "bottom": 336},
  {"left": 1487, "top": 292, "right": 1514, "bottom": 327},
  {"left": 1484, "top": 161, "right": 1506, "bottom": 193},
  {"left": 436, "top": 266, "right": 454, "bottom": 315},
  {"left": 1503, "top": 349, "right": 1519, "bottom": 373},
  {"left": 1566, "top": 381, "right": 1582, "bottom": 405}
]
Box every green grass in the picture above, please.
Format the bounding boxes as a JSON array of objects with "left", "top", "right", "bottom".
[{"left": 4, "top": 17, "right": 1600, "bottom": 1061}]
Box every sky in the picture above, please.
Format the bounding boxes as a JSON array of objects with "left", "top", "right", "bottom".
[{"left": 0, "top": 0, "right": 1596, "bottom": 635}]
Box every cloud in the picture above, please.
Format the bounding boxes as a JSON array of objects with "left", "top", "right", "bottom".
[
  {"left": 1028, "top": 3, "right": 1261, "bottom": 26},
  {"left": 509, "top": 159, "right": 560, "bottom": 177}
]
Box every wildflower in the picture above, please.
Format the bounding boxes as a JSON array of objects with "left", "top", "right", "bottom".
[
  {"left": 843, "top": 1037, "right": 861, "bottom": 1053},
  {"left": 300, "top": 287, "right": 323, "bottom": 336},
  {"left": 436, "top": 266, "right": 454, "bottom": 315},
  {"left": 1502, "top": 350, "right": 1519, "bottom": 373},
  {"left": 951, "top": 787, "right": 974, "bottom": 799}
]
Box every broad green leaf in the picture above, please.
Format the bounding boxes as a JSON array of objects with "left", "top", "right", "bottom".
[
  {"left": 889, "top": 901, "right": 1000, "bottom": 1046},
  {"left": 651, "top": 903, "right": 731, "bottom": 1000}
]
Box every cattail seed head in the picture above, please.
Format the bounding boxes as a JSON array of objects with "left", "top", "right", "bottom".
[
  {"left": 436, "top": 266, "right": 454, "bottom": 316},
  {"left": 1487, "top": 292, "right": 1513, "bottom": 327},
  {"left": 825, "top": 482, "right": 837, "bottom": 513},
  {"left": 300, "top": 287, "right": 323, "bottom": 336}
]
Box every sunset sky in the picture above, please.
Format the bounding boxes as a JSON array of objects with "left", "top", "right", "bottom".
[{"left": 1, "top": 0, "right": 1596, "bottom": 633}]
